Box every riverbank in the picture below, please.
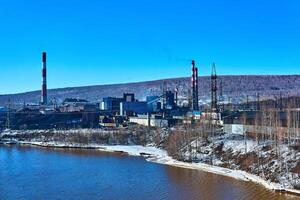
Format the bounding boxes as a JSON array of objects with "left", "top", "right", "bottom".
[
  {"left": 1, "top": 128, "right": 299, "bottom": 197},
  {"left": 2, "top": 140, "right": 299, "bottom": 197}
]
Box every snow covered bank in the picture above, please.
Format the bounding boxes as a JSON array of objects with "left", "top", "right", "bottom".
[
  {"left": 9, "top": 141, "right": 299, "bottom": 196},
  {"left": 1, "top": 128, "right": 299, "bottom": 197},
  {"left": 94, "top": 145, "right": 300, "bottom": 196}
]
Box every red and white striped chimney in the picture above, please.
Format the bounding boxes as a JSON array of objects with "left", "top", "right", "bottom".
[
  {"left": 195, "top": 67, "right": 199, "bottom": 110},
  {"left": 191, "top": 60, "right": 199, "bottom": 111},
  {"left": 191, "top": 60, "right": 196, "bottom": 110},
  {"left": 191, "top": 60, "right": 195, "bottom": 94},
  {"left": 41, "top": 52, "right": 47, "bottom": 105}
]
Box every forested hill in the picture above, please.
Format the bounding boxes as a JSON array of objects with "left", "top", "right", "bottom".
[{"left": 0, "top": 75, "right": 300, "bottom": 106}]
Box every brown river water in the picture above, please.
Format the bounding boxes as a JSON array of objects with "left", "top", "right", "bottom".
[{"left": 0, "top": 145, "right": 299, "bottom": 200}]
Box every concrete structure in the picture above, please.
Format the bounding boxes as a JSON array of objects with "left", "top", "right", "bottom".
[
  {"left": 41, "top": 52, "right": 47, "bottom": 105},
  {"left": 224, "top": 123, "right": 300, "bottom": 142},
  {"left": 129, "top": 115, "right": 168, "bottom": 127},
  {"left": 224, "top": 124, "right": 245, "bottom": 135}
]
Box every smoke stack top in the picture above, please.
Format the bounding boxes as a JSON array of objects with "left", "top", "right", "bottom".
[{"left": 42, "top": 52, "right": 46, "bottom": 63}]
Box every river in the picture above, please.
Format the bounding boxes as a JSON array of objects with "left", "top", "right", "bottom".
[{"left": 0, "top": 145, "right": 298, "bottom": 200}]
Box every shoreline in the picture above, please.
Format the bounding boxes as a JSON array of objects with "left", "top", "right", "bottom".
[{"left": 3, "top": 141, "right": 299, "bottom": 197}]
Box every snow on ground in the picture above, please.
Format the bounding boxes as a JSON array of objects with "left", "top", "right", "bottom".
[
  {"left": 100, "top": 144, "right": 251, "bottom": 181},
  {"left": 97, "top": 144, "right": 300, "bottom": 195},
  {"left": 223, "top": 139, "right": 257, "bottom": 154},
  {"left": 98, "top": 145, "right": 168, "bottom": 157}
]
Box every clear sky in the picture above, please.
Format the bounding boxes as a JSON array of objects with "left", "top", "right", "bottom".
[{"left": 0, "top": 0, "right": 299, "bottom": 94}]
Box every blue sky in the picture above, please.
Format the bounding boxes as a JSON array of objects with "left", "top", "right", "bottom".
[{"left": 0, "top": 0, "right": 299, "bottom": 94}]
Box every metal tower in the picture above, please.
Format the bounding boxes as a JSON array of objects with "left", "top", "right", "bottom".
[{"left": 211, "top": 63, "right": 218, "bottom": 112}]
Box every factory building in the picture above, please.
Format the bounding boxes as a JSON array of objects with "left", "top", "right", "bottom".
[
  {"left": 123, "top": 93, "right": 135, "bottom": 102},
  {"left": 165, "top": 91, "right": 176, "bottom": 110},
  {"left": 129, "top": 114, "right": 169, "bottom": 127},
  {"left": 59, "top": 98, "right": 99, "bottom": 128},
  {"left": 120, "top": 101, "right": 148, "bottom": 116},
  {"left": 101, "top": 93, "right": 148, "bottom": 116},
  {"left": 60, "top": 98, "right": 97, "bottom": 113},
  {"left": 146, "top": 96, "right": 161, "bottom": 112},
  {"left": 63, "top": 98, "right": 89, "bottom": 104},
  {"left": 8, "top": 55, "right": 223, "bottom": 129},
  {"left": 101, "top": 97, "right": 124, "bottom": 113}
]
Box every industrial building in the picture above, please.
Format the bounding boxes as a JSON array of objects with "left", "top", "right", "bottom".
[
  {"left": 60, "top": 98, "right": 97, "bottom": 113},
  {"left": 120, "top": 101, "right": 148, "bottom": 116},
  {"left": 146, "top": 96, "right": 162, "bottom": 112},
  {"left": 129, "top": 114, "right": 169, "bottom": 127},
  {"left": 101, "top": 97, "right": 124, "bottom": 113},
  {"left": 1, "top": 52, "right": 228, "bottom": 130},
  {"left": 123, "top": 93, "right": 135, "bottom": 102},
  {"left": 164, "top": 91, "right": 176, "bottom": 110}
]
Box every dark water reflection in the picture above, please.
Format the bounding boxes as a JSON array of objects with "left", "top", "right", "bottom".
[{"left": 0, "top": 145, "right": 298, "bottom": 200}]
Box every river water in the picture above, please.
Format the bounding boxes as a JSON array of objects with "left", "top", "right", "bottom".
[{"left": 0, "top": 145, "right": 298, "bottom": 200}]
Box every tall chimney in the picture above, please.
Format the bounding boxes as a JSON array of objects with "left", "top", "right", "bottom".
[
  {"left": 195, "top": 67, "right": 199, "bottom": 110},
  {"left": 191, "top": 60, "right": 196, "bottom": 110},
  {"left": 41, "top": 52, "right": 47, "bottom": 105}
]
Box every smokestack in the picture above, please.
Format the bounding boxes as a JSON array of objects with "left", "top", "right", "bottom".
[
  {"left": 191, "top": 60, "right": 195, "bottom": 110},
  {"left": 41, "top": 52, "right": 47, "bottom": 105},
  {"left": 191, "top": 60, "right": 199, "bottom": 110},
  {"left": 195, "top": 67, "right": 199, "bottom": 110},
  {"left": 211, "top": 63, "right": 218, "bottom": 112}
]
